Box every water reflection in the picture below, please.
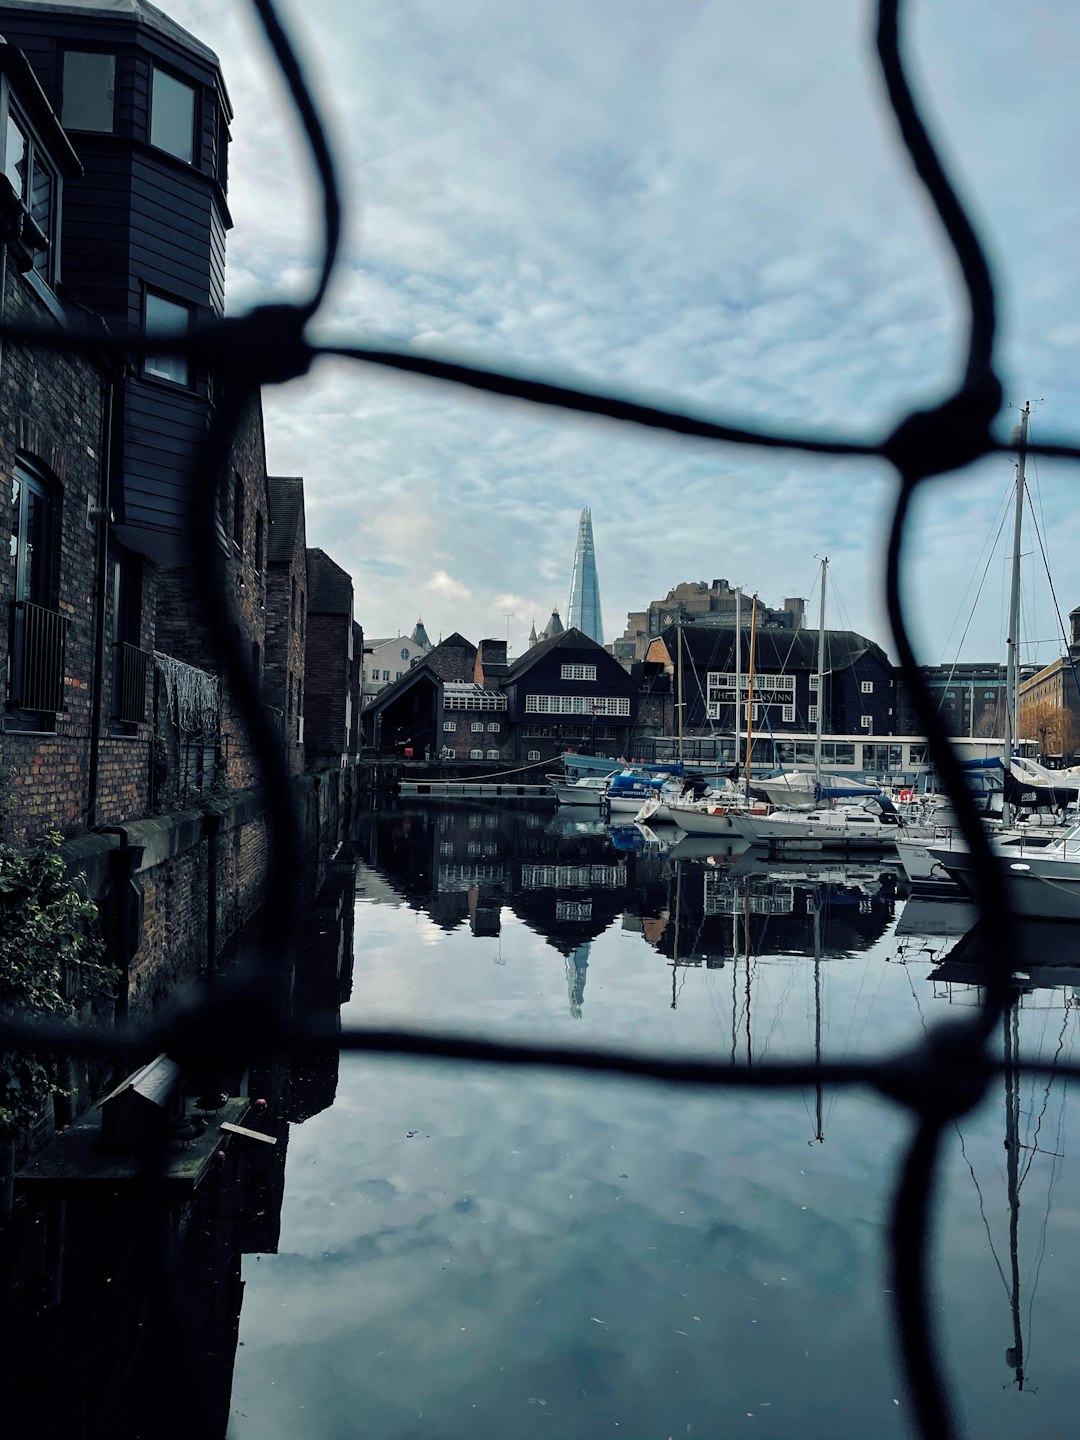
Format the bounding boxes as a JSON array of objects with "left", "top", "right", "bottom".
[
  {"left": 0, "top": 850, "right": 361, "bottom": 1440},
  {"left": 220, "top": 800, "right": 1080, "bottom": 1440}
]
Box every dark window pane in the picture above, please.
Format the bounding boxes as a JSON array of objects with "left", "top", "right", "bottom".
[
  {"left": 5, "top": 115, "right": 26, "bottom": 196},
  {"left": 151, "top": 68, "right": 194, "bottom": 163},
  {"left": 62, "top": 52, "right": 115, "bottom": 132},
  {"left": 144, "top": 292, "right": 190, "bottom": 385}
]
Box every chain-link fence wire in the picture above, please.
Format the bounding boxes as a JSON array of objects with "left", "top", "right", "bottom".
[{"left": 4, "top": 0, "right": 1080, "bottom": 1435}]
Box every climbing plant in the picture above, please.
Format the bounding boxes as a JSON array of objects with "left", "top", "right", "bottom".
[{"left": 0, "top": 831, "right": 116, "bottom": 1137}]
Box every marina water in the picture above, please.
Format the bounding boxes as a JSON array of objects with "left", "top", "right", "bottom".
[{"left": 221, "top": 800, "right": 1080, "bottom": 1439}]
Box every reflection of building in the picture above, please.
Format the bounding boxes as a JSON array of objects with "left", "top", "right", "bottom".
[{"left": 355, "top": 803, "right": 631, "bottom": 1011}]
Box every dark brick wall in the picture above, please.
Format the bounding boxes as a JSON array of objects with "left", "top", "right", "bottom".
[
  {"left": 154, "top": 394, "right": 270, "bottom": 793},
  {"left": 304, "top": 612, "right": 351, "bottom": 763},
  {"left": 0, "top": 261, "right": 154, "bottom": 843},
  {"left": 264, "top": 494, "right": 307, "bottom": 778}
]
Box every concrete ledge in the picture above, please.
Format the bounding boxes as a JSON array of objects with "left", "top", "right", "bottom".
[{"left": 61, "top": 831, "right": 119, "bottom": 893}]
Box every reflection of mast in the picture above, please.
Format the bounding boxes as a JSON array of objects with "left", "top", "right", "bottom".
[
  {"left": 743, "top": 884, "right": 752, "bottom": 1066},
  {"left": 670, "top": 859, "right": 683, "bottom": 1009},
  {"left": 810, "top": 892, "right": 825, "bottom": 1144},
  {"left": 1003, "top": 997, "right": 1025, "bottom": 1390}
]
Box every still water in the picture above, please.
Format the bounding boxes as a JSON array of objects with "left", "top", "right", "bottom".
[{"left": 228, "top": 802, "right": 1080, "bottom": 1440}]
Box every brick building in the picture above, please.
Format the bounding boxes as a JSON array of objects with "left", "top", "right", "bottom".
[
  {"left": 363, "top": 628, "right": 638, "bottom": 767},
  {"left": 304, "top": 548, "right": 358, "bottom": 770},
  {"left": 0, "top": 35, "right": 160, "bottom": 843},
  {"left": 264, "top": 475, "right": 307, "bottom": 778}
]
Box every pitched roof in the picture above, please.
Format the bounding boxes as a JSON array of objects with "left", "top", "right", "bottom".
[
  {"left": 306, "top": 548, "right": 353, "bottom": 615},
  {"left": 665, "top": 623, "right": 894, "bottom": 674},
  {"left": 267, "top": 476, "right": 304, "bottom": 563},
  {"left": 439, "top": 632, "right": 474, "bottom": 650},
  {"left": 505, "top": 626, "right": 613, "bottom": 680}
]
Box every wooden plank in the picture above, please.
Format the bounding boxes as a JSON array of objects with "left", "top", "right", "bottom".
[{"left": 220, "top": 1121, "right": 276, "bottom": 1145}]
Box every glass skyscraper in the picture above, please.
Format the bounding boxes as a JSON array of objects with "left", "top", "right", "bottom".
[{"left": 567, "top": 507, "right": 604, "bottom": 644}]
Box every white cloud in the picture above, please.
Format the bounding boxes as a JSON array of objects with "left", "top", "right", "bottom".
[
  {"left": 427, "top": 569, "right": 472, "bottom": 601},
  {"left": 167, "top": 0, "right": 1080, "bottom": 667}
]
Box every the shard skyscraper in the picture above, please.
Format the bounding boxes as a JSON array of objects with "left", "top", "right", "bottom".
[{"left": 566, "top": 507, "right": 604, "bottom": 644}]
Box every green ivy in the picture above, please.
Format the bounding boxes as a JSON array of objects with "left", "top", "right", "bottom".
[{"left": 0, "top": 831, "right": 117, "bottom": 1137}]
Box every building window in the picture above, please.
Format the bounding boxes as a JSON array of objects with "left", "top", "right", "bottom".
[
  {"left": 470, "top": 748, "right": 484, "bottom": 759},
  {"left": 254, "top": 512, "right": 264, "bottom": 573},
  {"left": 8, "top": 459, "right": 65, "bottom": 723},
  {"left": 809, "top": 705, "right": 818, "bottom": 723},
  {"left": 487, "top": 721, "right": 500, "bottom": 732},
  {"left": 443, "top": 720, "right": 457, "bottom": 732},
  {"left": 782, "top": 704, "right": 795, "bottom": 723},
  {"left": 472, "top": 720, "right": 485, "bottom": 732},
  {"left": 528, "top": 750, "right": 540, "bottom": 760},
  {"left": 144, "top": 291, "right": 191, "bottom": 386},
  {"left": 151, "top": 67, "right": 195, "bottom": 163},
  {"left": 524, "top": 694, "right": 630, "bottom": 716},
  {"left": 396, "top": 670, "right": 403, "bottom": 680},
  {"left": 561, "top": 663, "right": 597, "bottom": 681},
  {"left": 62, "top": 51, "right": 116, "bottom": 132},
  {"left": 860, "top": 680, "right": 874, "bottom": 694},
  {"left": 486, "top": 749, "right": 500, "bottom": 759},
  {"left": 860, "top": 714, "right": 873, "bottom": 729},
  {"left": 400, "top": 646, "right": 410, "bottom": 661},
  {"left": 382, "top": 669, "right": 390, "bottom": 681},
  {"left": 111, "top": 552, "right": 146, "bottom": 726},
  {"left": 809, "top": 675, "right": 819, "bottom": 691},
  {"left": 3, "top": 110, "right": 58, "bottom": 284}
]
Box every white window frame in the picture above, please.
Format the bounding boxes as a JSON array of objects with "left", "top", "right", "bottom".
[
  {"left": 860, "top": 714, "right": 873, "bottom": 729},
  {"left": 486, "top": 748, "right": 500, "bottom": 759},
  {"left": 527, "top": 749, "right": 540, "bottom": 760},
  {"left": 487, "top": 721, "right": 500, "bottom": 732},
  {"left": 524, "top": 694, "right": 630, "bottom": 716},
  {"left": 443, "top": 720, "right": 456, "bottom": 732},
  {"left": 860, "top": 680, "right": 874, "bottom": 694},
  {"left": 809, "top": 675, "right": 820, "bottom": 691},
  {"left": 471, "top": 720, "right": 485, "bottom": 732},
  {"left": 469, "top": 748, "right": 484, "bottom": 759},
  {"left": 809, "top": 704, "right": 819, "bottom": 723},
  {"left": 781, "top": 704, "right": 795, "bottom": 723},
  {"left": 561, "top": 663, "right": 597, "bottom": 681}
]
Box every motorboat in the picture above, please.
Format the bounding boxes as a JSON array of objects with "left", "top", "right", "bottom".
[
  {"left": 927, "top": 821, "right": 1080, "bottom": 921},
  {"left": 547, "top": 774, "right": 611, "bottom": 807}
]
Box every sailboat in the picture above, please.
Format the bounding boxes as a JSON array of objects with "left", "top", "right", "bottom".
[{"left": 756, "top": 557, "right": 881, "bottom": 808}]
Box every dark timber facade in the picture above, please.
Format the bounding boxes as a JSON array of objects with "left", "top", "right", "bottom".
[{"left": 0, "top": 0, "right": 233, "bottom": 565}]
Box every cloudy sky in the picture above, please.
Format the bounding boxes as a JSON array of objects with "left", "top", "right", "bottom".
[{"left": 168, "top": 0, "right": 1080, "bottom": 666}]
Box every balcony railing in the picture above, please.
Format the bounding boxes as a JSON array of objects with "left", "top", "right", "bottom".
[
  {"left": 114, "top": 642, "right": 150, "bottom": 725},
  {"left": 11, "top": 600, "right": 68, "bottom": 714}
]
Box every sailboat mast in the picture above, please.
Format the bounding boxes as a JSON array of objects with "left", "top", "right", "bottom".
[
  {"left": 1003, "top": 403, "right": 1029, "bottom": 827},
  {"left": 813, "top": 896, "right": 824, "bottom": 1144},
  {"left": 815, "top": 558, "right": 827, "bottom": 786},
  {"left": 735, "top": 588, "right": 742, "bottom": 773},
  {"left": 676, "top": 621, "right": 684, "bottom": 762},
  {"left": 744, "top": 595, "right": 758, "bottom": 791}
]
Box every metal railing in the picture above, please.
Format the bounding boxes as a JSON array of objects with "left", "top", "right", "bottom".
[
  {"left": 2, "top": 2, "right": 1080, "bottom": 1438},
  {"left": 113, "top": 641, "right": 149, "bottom": 725},
  {"left": 10, "top": 598, "right": 67, "bottom": 714}
]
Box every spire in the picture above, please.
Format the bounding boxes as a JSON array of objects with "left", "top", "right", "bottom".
[
  {"left": 528, "top": 618, "right": 538, "bottom": 646},
  {"left": 546, "top": 607, "right": 564, "bottom": 638},
  {"left": 411, "top": 616, "right": 431, "bottom": 648},
  {"left": 567, "top": 506, "right": 604, "bottom": 643}
]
